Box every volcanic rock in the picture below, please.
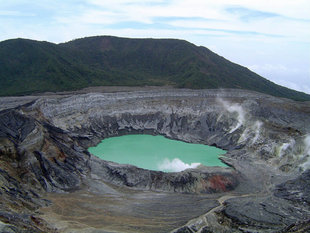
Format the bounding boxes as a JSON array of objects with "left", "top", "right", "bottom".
[{"left": 0, "top": 87, "right": 309, "bottom": 232}]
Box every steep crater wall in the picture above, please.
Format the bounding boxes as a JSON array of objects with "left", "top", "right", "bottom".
[
  {"left": 33, "top": 89, "right": 310, "bottom": 170},
  {"left": 4, "top": 89, "right": 307, "bottom": 194},
  {"left": 1, "top": 89, "right": 310, "bottom": 232}
]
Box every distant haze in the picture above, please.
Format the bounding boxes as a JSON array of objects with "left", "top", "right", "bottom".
[{"left": 1, "top": 0, "right": 309, "bottom": 94}]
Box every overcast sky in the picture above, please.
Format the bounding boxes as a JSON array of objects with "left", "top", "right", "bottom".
[{"left": 1, "top": 0, "right": 309, "bottom": 94}]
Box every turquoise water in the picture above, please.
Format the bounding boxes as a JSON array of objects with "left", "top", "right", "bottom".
[{"left": 88, "top": 134, "right": 227, "bottom": 172}]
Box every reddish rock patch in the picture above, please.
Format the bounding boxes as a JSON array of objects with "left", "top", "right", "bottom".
[{"left": 209, "top": 175, "right": 233, "bottom": 192}]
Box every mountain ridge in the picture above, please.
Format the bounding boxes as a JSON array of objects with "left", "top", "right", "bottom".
[{"left": 0, "top": 35, "right": 309, "bottom": 101}]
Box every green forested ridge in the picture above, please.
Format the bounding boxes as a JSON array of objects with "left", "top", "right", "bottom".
[{"left": 0, "top": 36, "right": 309, "bottom": 101}]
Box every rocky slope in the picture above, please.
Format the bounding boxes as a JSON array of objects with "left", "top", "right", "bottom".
[{"left": 0, "top": 87, "right": 310, "bottom": 232}]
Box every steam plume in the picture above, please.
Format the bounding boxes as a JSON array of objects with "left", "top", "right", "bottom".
[{"left": 158, "top": 158, "right": 200, "bottom": 172}]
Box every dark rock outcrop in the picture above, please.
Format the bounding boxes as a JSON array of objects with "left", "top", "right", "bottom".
[{"left": 275, "top": 169, "right": 310, "bottom": 205}]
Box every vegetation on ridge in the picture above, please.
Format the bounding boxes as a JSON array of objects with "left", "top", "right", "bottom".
[{"left": 0, "top": 36, "right": 309, "bottom": 101}]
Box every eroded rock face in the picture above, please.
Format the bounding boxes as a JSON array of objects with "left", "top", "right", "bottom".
[
  {"left": 90, "top": 157, "right": 239, "bottom": 193},
  {"left": 0, "top": 88, "right": 310, "bottom": 232}
]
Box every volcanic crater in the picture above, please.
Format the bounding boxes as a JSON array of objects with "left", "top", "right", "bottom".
[{"left": 1, "top": 87, "right": 310, "bottom": 233}]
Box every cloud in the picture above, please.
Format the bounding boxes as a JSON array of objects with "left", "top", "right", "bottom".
[
  {"left": 248, "top": 64, "right": 290, "bottom": 73},
  {"left": 3, "top": 0, "right": 306, "bottom": 43},
  {"left": 226, "top": 7, "right": 280, "bottom": 22},
  {"left": 0, "top": 10, "right": 35, "bottom": 17},
  {"left": 167, "top": 19, "right": 284, "bottom": 38},
  {"left": 248, "top": 63, "right": 310, "bottom": 94},
  {"left": 56, "top": 9, "right": 123, "bottom": 25},
  {"left": 215, "top": 0, "right": 310, "bottom": 20},
  {"left": 80, "top": 0, "right": 309, "bottom": 42}
]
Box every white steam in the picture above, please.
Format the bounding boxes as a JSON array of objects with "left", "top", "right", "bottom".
[
  {"left": 218, "top": 99, "right": 246, "bottom": 133},
  {"left": 158, "top": 158, "right": 201, "bottom": 172},
  {"left": 301, "top": 135, "right": 310, "bottom": 169},
  {"left": 278, "top": 139, "right": 295, "bottom": 158},
  {"left": 250, "top": 121, "right": 263, "bottom": 145}
]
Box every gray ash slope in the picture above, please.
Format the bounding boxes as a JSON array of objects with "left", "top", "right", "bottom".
[{"left": 0, "top": 88, "right": 310, "bottom": 232}]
